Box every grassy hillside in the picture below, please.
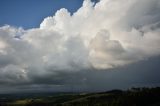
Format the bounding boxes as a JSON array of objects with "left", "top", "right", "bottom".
[{"left": 0, "top": 87, "right": 160, "bottom": 106}]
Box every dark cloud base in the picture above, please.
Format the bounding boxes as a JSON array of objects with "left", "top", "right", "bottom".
[{"left": 0, "top": 56, "right": 160, "bottom": 94}]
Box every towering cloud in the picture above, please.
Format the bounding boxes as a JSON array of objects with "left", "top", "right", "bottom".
[{"left": 0, "top": 0, "right": 160, "bottom": 91}]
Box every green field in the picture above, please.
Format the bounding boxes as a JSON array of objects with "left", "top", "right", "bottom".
[{"left": 0, "top": 87, "right": 160, "bottom": 106}]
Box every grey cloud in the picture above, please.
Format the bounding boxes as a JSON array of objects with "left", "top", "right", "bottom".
[
  {"left": 119, "top": 0, "right": 160, "bottom": 29},
  {"left": 0, "top": 56, "right": 160, "bottom": 93},
  {"left": 0, "top": 0, "right": 160, "bottom": 93}
]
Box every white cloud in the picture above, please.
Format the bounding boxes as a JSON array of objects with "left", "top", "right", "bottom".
[{"left": 0, "top": 0, "right": 160, "bottom": 86}]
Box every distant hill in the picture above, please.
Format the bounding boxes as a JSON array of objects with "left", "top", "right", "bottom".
[{"left": 0, "top": 87, "right": 160, "bottom": 106}]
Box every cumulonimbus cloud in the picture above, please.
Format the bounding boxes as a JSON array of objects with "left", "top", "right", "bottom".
[{"left": 0, "top": 0, "right": 160, "bottom": 85}]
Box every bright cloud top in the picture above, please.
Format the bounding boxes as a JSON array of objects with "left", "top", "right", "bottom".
[{"left": 0, "top": 0, "right": 160, "bottom": 85}]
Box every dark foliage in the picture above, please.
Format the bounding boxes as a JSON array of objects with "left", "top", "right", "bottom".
[{"left": 0, "top": 87, "right": 160, "bottom": 106}]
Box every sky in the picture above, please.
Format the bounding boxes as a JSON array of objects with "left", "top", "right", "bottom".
[
  {"left": 0, "top": 0, "right": 160, "bottom": 93},
  {"left": 0, "top": 0, "right": 84, "bottom": 29}
]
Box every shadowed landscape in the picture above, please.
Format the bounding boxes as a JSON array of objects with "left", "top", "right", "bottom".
[{"left": 0, "top": 87, "right": 160, "bottom": 106}]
